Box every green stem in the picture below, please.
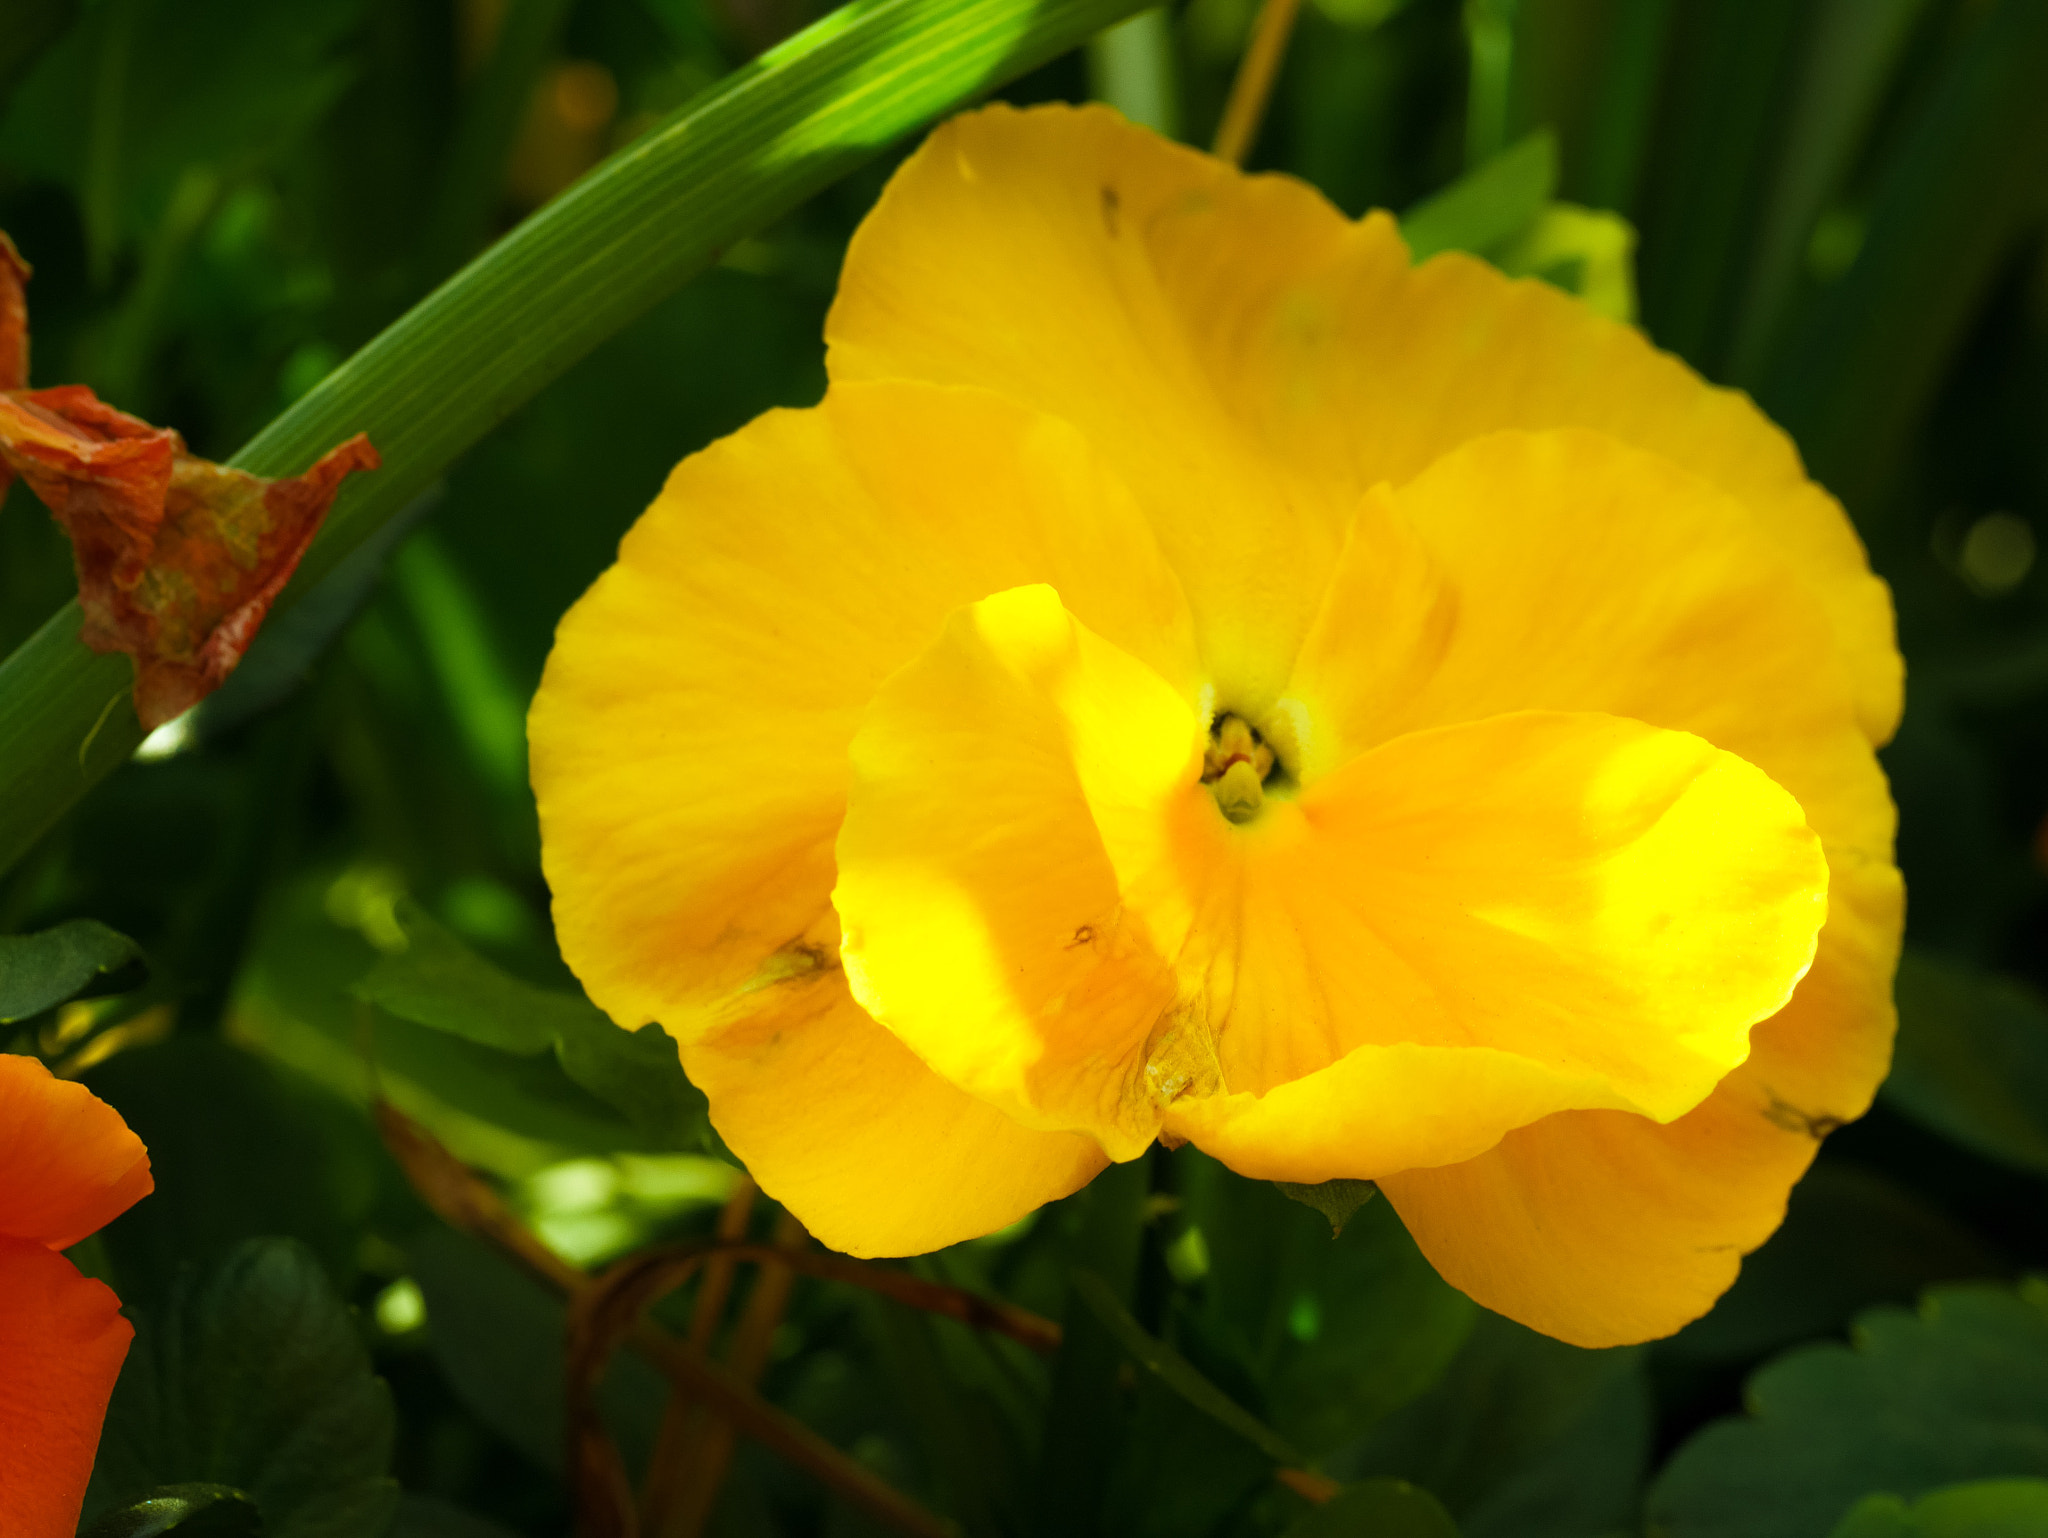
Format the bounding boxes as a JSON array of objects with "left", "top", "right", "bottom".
[{"left": 0, "top": 0, "right": 1149, "bottom": 877}]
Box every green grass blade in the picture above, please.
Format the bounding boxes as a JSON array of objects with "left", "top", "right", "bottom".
[
  {"left": 0, "top": 0, "right": 1148, "bottom": 876},
  {"left": 1758, "top": 0, "right": 2048, "bottom": 531}
]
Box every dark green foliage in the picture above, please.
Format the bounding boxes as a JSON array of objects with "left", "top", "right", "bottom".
[
  {"left": 1828, "top": 1480, "right": 2048, "bottom": 1538},
  {"left": 1270, "top": 1179, "right": 1379, "bottom": 1237},
  {"left": 1281, "top": 1480, "right": 1460, "bottom": 1538},
  {"left": 85, "top": 1240, "right": 400, "bottom": 1538},
  {"left": 1334, "top": 1312, "right": 1650, "bottom": 1538},
  {"left": 79, "top": 1486, "right": 262, "bottom": 1538},
  {"left": 1649, "top": 1282, "right": 2048, "bottom": 1538},
  {"left": 0, "top": 916, "right": 142, "bottom": 1020}
]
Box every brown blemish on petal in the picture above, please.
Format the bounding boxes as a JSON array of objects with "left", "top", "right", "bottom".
[
  {"left": 1100, "top": 184, "right": 1120, "bottom": 238},
  {"left": 1762, "top": 1093, "right": 1846, "bottom": 1140}
]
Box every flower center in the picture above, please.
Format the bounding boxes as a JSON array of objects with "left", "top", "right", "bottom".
[{"left": 1202, "top": 713, "right": 1275, "bottom": 824}]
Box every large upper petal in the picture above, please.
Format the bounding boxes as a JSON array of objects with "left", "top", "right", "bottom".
[
  {"left": 827, "top": 102, "right": 1896, "bottom": 743},
  {"left": 0, "top": 1237, "right": 134, "bottom": 1538},
  {"left": 0, "top": 1052, "right": 152, "bottom": 1250},
  {"left": 835, "top": 587, "right": 1826, "bottom": 1171},
  {"left": 530, "top": 380, "right": 1195, "bottom": 1035}
]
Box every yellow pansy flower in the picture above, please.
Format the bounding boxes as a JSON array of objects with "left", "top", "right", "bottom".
[{"left": 530, "top": 103, "right": 1902, "bottom": 1347}]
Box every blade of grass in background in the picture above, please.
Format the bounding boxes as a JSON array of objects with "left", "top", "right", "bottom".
[
  {"left": 1759, "top": 0, "right": 2048, "bottom": 533},
  {"left": 0, "top": 0, "right": 1151, "bottom": 876},
  {"left": 1720, "top": 0, "right": 1930, "bottom": 387},
  {"left": 1630, "top": 0, "right": 1809, "bottom": 375}
]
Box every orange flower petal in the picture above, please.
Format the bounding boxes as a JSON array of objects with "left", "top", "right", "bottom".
[
  {"left": 0, "top": 1053, "right": 152, "bottom": 1250},
  {"left": 681, "top": 969, "right": 1107, "bottom": 1257},
  {"left": 829, "top": 103, "right": 1897, "bottom": 743},
  {"left": 0, "top": 1237, "right": 134, "bottom": 1538}
]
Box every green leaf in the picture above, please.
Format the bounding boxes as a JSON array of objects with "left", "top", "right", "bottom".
[
  {"left": 1333, "top": 1311, "right": 1649, "bottom": 1538},
  {"left": 1721, "top": 0, "right": 1932, "bottom": 382},
  {"left": 1399, "top": 129, "right": 1558, "bottom": 261},
  {"left": 1283, "top": 1479, "right": 1462, "bottom": 1538},
  {"left": 353, "top": 898, "right": 708, "bottom": 1145},
  {"left": 1831, "top": 1479, "right": 2048, "bottom": 1538},
  {"left": 1274, "top": 1178, "right": 1379, "bottom": 1236},
  {"left": 1185, "top": 1159, "right": 1475, "bottom": 1458},
  {"left": 228, "top": 873, "right": 688, "bottom": 1173},
  {"left": 1491, "top": 203, "right": 1638, "bottom": 322},
  {"left": 0, "top": 917, "right": 143, "bottom": 1021},
  {"left": 350, "top": 899, "right": 577, "bottom": 1055},
  {"left": 0, "top": 0, "right": 366, "bottom": 262},
  {"left": 384, "top": 1494, "right": 523, "bottom": 1538},
  {"left": 1039, "top": 1158, "right": 1149, "bottom": 1532},
  {"left": 0, "top": 0, "right": 75, "bottom": 117},
  {"left": 1627, "top": 0, "right": 1807, "bottom": 371},
  {"left": 1883, "top": 950, "right": 2048, "bottom": 1177},
  {"left": 0, "top": 0, "right": 1153, "bottom": 877},
  {"left": 1071, "top": 1267, "right": 1306, "bottom": 1467},
  {"left": 84, "top": 1239, "right": 399, "bottom": 1538},
  {"left": 1664, "top": 1163, "right": 2004, "bottom": 1368},
  {"left": 407, "top": 1226, "right": 665, "bottom": 1477},
  {"left": 1648, "top": 1281, "right": 2048, "bottom": 1538},
  {"left": 79, "top": 1485, "right": 262, "bottom": 1538},
  {"left": 1758, "top": 0, "right": 2048, "bottom": 523},
  {"left": 83, "top": 1036, "right": 390, "bottom": 1303}
]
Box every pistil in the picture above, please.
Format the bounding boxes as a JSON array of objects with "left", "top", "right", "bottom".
[{"left": 1202, "top": 713, "right": 1273, "bottom": 824}]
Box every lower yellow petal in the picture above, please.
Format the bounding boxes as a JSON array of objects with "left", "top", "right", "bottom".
[
  {"left": 679, "top": 972, "right": 1107, "bottom": 1257},
  {"left": 1157, "top": 710, "right": 1825, "bottom": 1173},
  {"left": 835, "top": 584, "right": 1200, "bottom": 1158},
  {"left": 1379, "top": 848, "right": 1903, "bottom": 1348}
]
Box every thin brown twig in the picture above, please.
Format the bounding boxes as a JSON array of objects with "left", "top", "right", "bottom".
[
  {"left": 567, "top": 1245, "right": 959, "bottom": 1538},
  {"left": 372, "top": 1105, "right": 959, "bottom": 1538},
  {"left": 1211, "top": 0, "right": 1304, "bottom": 166},
  {"left": 690, "top": 1238, "right": 1063, "bottom": 1355},
  {"left": 1276, "top": 1467, "right": 1340, "bottom": 1502},
  {"left": 641, "top": 1179, "right": 756, "bottom": 1537},
  {"left": 663, "top": 1209, "right": 808, "bottom": 1538}
]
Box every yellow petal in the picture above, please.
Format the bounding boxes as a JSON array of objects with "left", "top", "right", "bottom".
[
  {"left": 1379, "top": 851, "right": 1901, "bottom": 1348},
  {"left": 835, "top": 584, "right": 1199, "bottom": 1158},
  {"left": 1157, "top": 710, "right": 1826, "bottom": 1173},
  {"left": 830, "top": 103, "right": 1896, "bottom": 743},
  {"left": 680, "top": 969, "right": 1106, "bottom": 1257},
  {"left": 835, "top": 580, "right": 1826, "bottom": 1170},
  {"left": 828, "top": 103, "right": 1360, "bottom": 710},
  {"left": 1292, "top": 427, "right": 1899, "bottom": 1122},
  {"left": 530, "top": 381, "right": 1194, "bottom": 1035},
  {"left": 1290, "top": 428, "right": 1895, "bottom": 878}
]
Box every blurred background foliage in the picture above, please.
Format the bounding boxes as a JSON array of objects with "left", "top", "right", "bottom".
[{"left": 4, "top": 0, "right": 2048, "bottom": 1534}]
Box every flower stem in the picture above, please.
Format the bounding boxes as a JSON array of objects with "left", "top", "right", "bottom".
[{"left": 1212, "top": 0, "right": 1302, "bottom": 165}]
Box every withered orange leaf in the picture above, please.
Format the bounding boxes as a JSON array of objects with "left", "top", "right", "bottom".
[
  {"left": 1, "top": 232, "right": 28, "bottom": 394},
  {"left": 0, "top": 234, "right": 378, "bottom": 730}
]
